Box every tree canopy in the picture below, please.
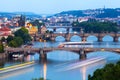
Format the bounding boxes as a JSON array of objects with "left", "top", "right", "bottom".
[
  {"left": 6, "top": 35, "right": 14, "bottom": 43},
  {"left": 0, "top": 43, "right": 4, "bottom": 53},
  {"left": 72, "top": 21, "right": 119, "bottom": 33},
  {"left": 14, "top": 27, "right": 31, "bottom": 44},
  {"left": 30, "top": 20, "right": 45, "bottom": 29},
  {"left": 8, "top": 37, "right": 23, "bottom": 47},
  {"left": 88, "top": 60, "right": 120, "bottom": 80}
]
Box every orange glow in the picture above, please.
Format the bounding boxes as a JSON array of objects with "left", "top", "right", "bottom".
[{"left": 43, "top": 62, "right": 47, "bottom": 80}]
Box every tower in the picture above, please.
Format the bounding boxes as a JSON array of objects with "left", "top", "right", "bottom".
[{"left": 18, "top": 15, "right": 26, "bottom": 27}]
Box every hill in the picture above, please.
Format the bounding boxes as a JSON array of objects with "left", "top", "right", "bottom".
[{"left": 54, "top": 8, "right": 120, "bottom": 18}]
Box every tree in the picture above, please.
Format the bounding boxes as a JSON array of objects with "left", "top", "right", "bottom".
[
  {"left": 14, "top": 27, "right": 28, "bottom": 37},
  {"left": 8, "top": 40, "right": 17, "bottom": 48},
  {"left": 72, "top": 21, "right": 119, "bottom": 33},
  {"left": 8, "top": 37, "right": 23, "bottom": 47},
  {"left": 13, "top": 37, "right": 23, "bottom": 47},
  {"left": 6, "top": 35, "right": 14, "bottom": 43},
  {"left": 0, "top": 43, "right": 4, "bottom": 53},
  {"left": 14, "top": 27, "right": 31, "bottom": 44},
  {"left": 22, "top": 33, "right": 32, "bottom": 43},
  {"left": 32, "top": 77, "right": 48, "bottom": 80},
  {"left": 1, "top": 37, "right": 6, "bottom": 42},
  {"left": 88, "top": 60, "right": 120, "bottom": 80},
  {"left": 30, "top": 20, "right": 45, "bottom": 28}
]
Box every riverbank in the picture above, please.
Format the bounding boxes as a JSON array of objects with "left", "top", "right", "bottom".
[{"left": 0, "top": 53, "right": 8, "bottom": 59}]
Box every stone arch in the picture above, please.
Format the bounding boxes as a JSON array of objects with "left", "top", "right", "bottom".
[
  {"left": 86, "top": 35, "right": 98, "bottom": 42},
  {"left": 47, "top": 50, "right": 79, "bottom": 61},
  {"left": 56, "top": 28, "right": 66, "bottom": 33},
  {"left": 55, "top": 36, "right": 65, "bottom": 42},
  {"left": 102, "top": 35, "right": 113, "bottom": 42},
  {"left": 118, "top": 37, "right": 120, "bottom": 42},
  {"left": 70, "top": 35, "right": 82, "bottom": 42}
]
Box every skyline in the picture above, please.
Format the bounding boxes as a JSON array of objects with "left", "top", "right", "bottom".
[{"left": 0, "top": 0, "right": 120, "bottom": 14}]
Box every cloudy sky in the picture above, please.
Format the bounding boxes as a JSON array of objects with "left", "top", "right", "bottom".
[{"left": 0, "top": 0, "right": 120, "bottom": 14}]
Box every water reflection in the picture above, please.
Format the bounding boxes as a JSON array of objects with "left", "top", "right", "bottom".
[
  {"left": 0, "top": 66, "right": 34, "bottom": 79},
  {"left": 80, "top": 59, "right": 106, "bottom": 80},
  {"left": 1, "top": 35, "right": 120, "bottom": 80},
  {"left": 81, "top": 66, "right": 86, "bottom": 80},
  {"left": 43, "top": 62, "right": 47, "bottom": 80}
]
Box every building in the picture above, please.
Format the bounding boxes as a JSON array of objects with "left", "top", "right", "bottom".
[
  {"left": 39, "top": 25, "right": 47, "bottom": 34},
  {"left": 28, "top": 26, "right": 38, "bottom": 35},
  {"left": 0, "top": 27, "right": 12, "bottom": 38}
]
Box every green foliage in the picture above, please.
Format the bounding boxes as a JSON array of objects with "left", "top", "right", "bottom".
[
  {"left": 72, "top": 21, "right": 119, "bottom": 33},
  {"left": 6, "top": 35, "right": 14, "bottom": 43},
  {"left": 8, "top": 40, "right": 17, "bottom": 48},
  {"left": 14, "top": 27, "right": 28, "bottom": 37},
  {"left": 0, "top": 43, "right": 4, "bottom": 53},
  {"left": 14, "top": 27, "right": 31, "bottom": 44},
  {"left": 8, "top": 37, "right": 23, "bottom": 47},
  {"left": 88, "top": 60, "right": 120, "bottom": 80},
  {"left": 32, "top": 77, "right": 47, "bottom": 80},
  {"left": 14, "top": 37, "right": 23, "bottom": 46},
  {"left": 1, "top": 37, "right": 6, "bottom": 42},
  {"left": 30, "top": 20, "right": 45, "bottom": 29}
]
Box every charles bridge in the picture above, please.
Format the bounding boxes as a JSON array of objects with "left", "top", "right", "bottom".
[
  {"left": 33, "top": 33, "right": 120, "bottom": 42},
  {"left": 31, "top": 26, "right": 120, "bottom": 42}
]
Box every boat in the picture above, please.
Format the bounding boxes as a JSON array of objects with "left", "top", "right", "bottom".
[
  {"left": 0, "top": 61, "right": 35, "bottom": 74},
  {"left": 58, "top": 42, "right": 92, "bottom": 48},
  {"left": 12, "top": 54, "right": 24, "bottom": 58}
]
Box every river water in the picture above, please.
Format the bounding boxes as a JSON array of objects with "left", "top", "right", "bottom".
[{"left": 0, "top": 34, "right": 120, "bottom": 80}]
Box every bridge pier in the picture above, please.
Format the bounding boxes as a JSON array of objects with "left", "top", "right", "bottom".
[
  {"left": 53, "top": 28, "right": 56, "bottom": 32},
  {"left": 66, "top": 28, "right": 70, "bottom": 33},
  {"left": 39, "top": 50, "right": 47, "bottom": 62},
  {"left": 113, "top": 36, "right": 118, "bottom": 42},
  {"left": 81, "top": 37, "right": 86, "bottom": 42},
  {"left": 50, "top": 34, "right": 55, "bottom": 41},
  {"left": 65, "top": 33, "right": 70, "bottom": 41},
  {"left": 79, "top": 49, "right": 86, "bottom": 60}
]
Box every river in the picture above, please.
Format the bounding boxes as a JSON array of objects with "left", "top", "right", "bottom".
[{"left": 0, "top": 34, "right": 120, "bottom": 80}]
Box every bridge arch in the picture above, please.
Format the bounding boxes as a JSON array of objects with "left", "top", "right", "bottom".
[
  {"left": 56, "top": 28, "right": 67, "bottom": 32},
  {"left": 47, "top": 50, "right": 79, "bottom": 61},
  {"left": 70, "top": 35, "right": 82, "bottom": 42},
  {"left": 102, "top": 35, "right": 113, "bottom": 42},
  {"left": 86, "top": 35, "right": 98, "bottom": 42},
  {"left": 118, "top": 37, "right": 120, "bottom": 42},
  {"left": 55, "top": 36, "right": 65, "bottom": 42}
]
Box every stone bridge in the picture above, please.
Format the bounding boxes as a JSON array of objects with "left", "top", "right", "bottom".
[
  {"left": 5, "top": 47, "right": 120, "bottom": 61},
  {"left": 33, "top": 33, "right": 120, "bottom": 42}
]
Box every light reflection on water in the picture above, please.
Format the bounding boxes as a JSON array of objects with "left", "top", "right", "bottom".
[{"left": 1, "top": 36, "right": 120, "bottom": 80}]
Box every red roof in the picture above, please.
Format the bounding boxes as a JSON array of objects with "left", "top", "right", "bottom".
[
  {"left": 0, "top": 32, "right": 10, "bottom": 36},
  {"left": 0, "top": 27, "right": 11, "bottom": 31}
]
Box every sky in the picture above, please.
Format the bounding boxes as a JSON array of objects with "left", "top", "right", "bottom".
[{"left": 0, "top": 0, "right": 120, "bottom": 14}]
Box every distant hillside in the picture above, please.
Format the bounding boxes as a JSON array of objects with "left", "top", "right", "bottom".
[
  {"left": 55, "top": 10, "right": 86, "bottom": 17},
  {"left": 0, "top": 12, "right": 41, "bottom": 18},
  {"left": 54, "top": 8, "right": 120, "bottom": 18}
]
